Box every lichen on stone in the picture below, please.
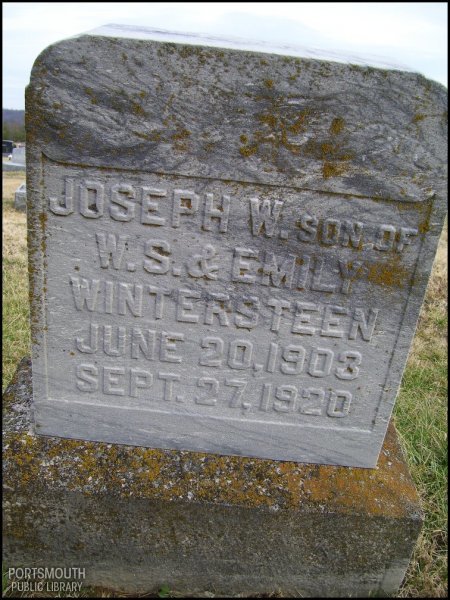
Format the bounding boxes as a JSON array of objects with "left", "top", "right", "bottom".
[{"left": 3, "top": 360, "right": 421, "bottom": 519}]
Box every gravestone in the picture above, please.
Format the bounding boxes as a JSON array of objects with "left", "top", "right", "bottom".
[
  {"left": 3, "top": 25, "right": 447, "bottom": 596},
  {"left": 14, "top": 182, "right": 27, "bottom": 211},
  {"left": 27, "top": 25, "right": 447, "bottom": 468},
  {"left": 3, "top": 146, "right": 26, "bottom": 171},
  {"left": 12, "top": 146, "right": 26, "bottom": 165}
]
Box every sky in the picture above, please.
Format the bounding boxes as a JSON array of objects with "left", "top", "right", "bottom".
[{"left": 3, "top": 2, "right": 448, "bottom": 110}]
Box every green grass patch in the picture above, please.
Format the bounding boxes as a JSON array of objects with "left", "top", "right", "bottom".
[{"left": 394, "top": 226, "right": 448, "bottom": 598}]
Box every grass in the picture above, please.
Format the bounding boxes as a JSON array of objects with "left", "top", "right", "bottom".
[
  {"left": 2, "top": 170, "right": 447, "bottom": 597},
  {"left": 394, "top": 217, "right": 448, "bottom": 598}
]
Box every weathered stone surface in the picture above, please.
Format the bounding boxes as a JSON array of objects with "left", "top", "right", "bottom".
[
  {"left": 3, "top": 357, "right": 423, "bottom": 597},
  {"left": 26, "top": 25, "right": 447, "bottom": 467}
]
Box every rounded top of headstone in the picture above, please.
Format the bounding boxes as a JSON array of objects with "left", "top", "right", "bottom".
[{"left": 27, "top": 25, "right": 447, "bottom": 204}]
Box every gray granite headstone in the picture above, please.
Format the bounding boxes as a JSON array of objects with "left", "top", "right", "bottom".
[
  {"left": 3, "top": 145, "right": 26, "bottom": 171},
  {"left": 26, "top": 25, "right": 447, "bottom": 467},
  {"left": 12, "top": 146, "right": 26, "bottom": 165},
  {"left": 14, "top": 182, "right": 27, "bottom": 211}
]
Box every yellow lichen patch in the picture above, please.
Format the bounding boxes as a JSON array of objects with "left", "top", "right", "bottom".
[
  {"left": 3, "top": 423, "right": 418, "bottom": 519},
  {"left": 323, "top": 162, "right": 346, "bottom": 178},
  {"left": 239, "top": 144, "right": 258, "bottom": 157},
  {"left": 412, "top": 113, "right": 425, "bottom": 123},
  {"left": 277, "top": 461, "right": 305, "bottom": 509},
  {"left": 171, "top": 128, "right": 191, "bottom": 141},
  {"left": 131, "top": 101, "right": 147, "bottom": 117},
  {"left": 305, "top": 462, "right": 416, "bottom": 518},
  {"left": 301, "top": 138, "right": 350, "bottom": 162},
  {"left": 133, "top": 131, "right": 151, "bottom": 141},
  {"left": 330, "top": 117, "right": 345, "bottom": 135},
  {"left": 192, "top": 456, "right": 272, "bottom": 508},
  {"left": 169, "top": 127, "right": 191, "bottom": 152},
  {"left": 240, "top": 105, "right": 313, "bottom": 160},
  {"left": 417, "top": 201, "right": 433, "bottom": 234},
  {"left": 149, "top": 130, "right": 163, "bottom": 142},
  {"left": 176, "top": 45, "right": 212, "bottom": 61},
  {"left": 288, "top": 110, "right": 310, "bottom": 135},
  {"left": 304, "top": 465, "right": 336, "bottom": 504},
  {"left": 202, "top": 141, "right": 216, "bottom": 153},
  {"left": 321, "top": 143, "right": 335, "bottom": 157},
  {"left": 3, "top": 434, "right": 41, "bottom": 486},
  {"left": 418, "top": 220, "right": 430, "bottom": 235},
  {"left": 131, "top": 448, "right": 163, "bottom": 482},
  {"left": 366, "top": 256, "right": 409, "bottom": 288},
  {"left": 83, "top": 87, "right": 98, "bottom": 105},
  {"left": 258, "top": 113, "right": 278, "bottom": 129},
  {"left": 303, "top": 425, "right": 419, "bottom": 518}
]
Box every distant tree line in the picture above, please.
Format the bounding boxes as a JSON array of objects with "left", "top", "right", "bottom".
[
  {"left": 3, "top": 122, "right": 25, "bottom": 142},
  {"left": 3, "top": 109, "right": 25, "bottom": 142}
]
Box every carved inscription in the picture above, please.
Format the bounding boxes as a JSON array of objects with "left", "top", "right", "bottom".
[
  {"left": 51, "top": 178, "right": 418, "bottom": 250},
  {"left": 69, "top": 279, "right": 378, "bottom": 337},
  {"left": 25, "top": 26, "right": 447, "bottom": 470},
  {"left": 41, "top": 166, "right": 426, "bottom": 431}
]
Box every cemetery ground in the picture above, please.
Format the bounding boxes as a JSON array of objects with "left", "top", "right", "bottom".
[{"left": 2, "top": 169, "right": 447, "bottom": 598}]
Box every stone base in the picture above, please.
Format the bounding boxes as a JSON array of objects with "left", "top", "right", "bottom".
[{"left": 3, "top": 358, "right": 423, "bottom": 597}]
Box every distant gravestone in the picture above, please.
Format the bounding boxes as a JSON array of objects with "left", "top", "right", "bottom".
[
  {"left": 12, "top": 146, "right": 26, "bottom": 165},
  {"left": 14, "top": 182, "right": 27, "bottom": 211},
  {"left": 3, "top": 145, "right": 26, "bottom": 171},
  {"left": 26, "top": 25, "right": 447, "bottom": 468}
]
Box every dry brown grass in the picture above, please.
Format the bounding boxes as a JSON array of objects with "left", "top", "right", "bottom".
[
  {"left": 2, "top": 170, "right": 25, "bottom": 196},
  {"left": 2, "top": 171, "right": 30, "bottom": 390},
  {"left": 408, "top": 218, "right": 448, "bottom": 363},
  {"left": 3, "top": 173, "right": 27, "bottom": 249},
  {"left": 395, "top": 218, "right": 447, "bottom": 598}
]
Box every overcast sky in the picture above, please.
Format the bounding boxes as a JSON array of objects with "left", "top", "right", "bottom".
[{"left": 3, "top": 2, "right": 447, "bottom": 110}]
